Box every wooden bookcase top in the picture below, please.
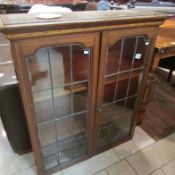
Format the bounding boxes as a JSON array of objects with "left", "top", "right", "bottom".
[{"left": 0, "top": 10, "right": 168, "bottom": 37}]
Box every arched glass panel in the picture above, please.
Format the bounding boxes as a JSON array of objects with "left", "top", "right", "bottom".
[
  {"left": 26, "top": 44, "right": 91, "bottom": 171},
  {"left": 98, "top": 35, "right": 148, "bottom": 148}
]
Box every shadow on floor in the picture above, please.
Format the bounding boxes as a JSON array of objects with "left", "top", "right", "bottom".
[{"left": 141, "top": 67, "right": 175, "bottom": 141}]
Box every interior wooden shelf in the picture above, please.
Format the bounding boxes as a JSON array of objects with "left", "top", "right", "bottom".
[
  {"left": 42, "top": 133, "right": 87, "bottom": 170},
  {"left": 33, "top": 69, "right": 140, "bottom": 104},
  {"left": 33, "top": 82, "right": 88, "bottom": 103},
  {"left": 100, "top": 104, "right": 133, "bottom": 126},
  {"left": 38, "top": 116, "right": 86, "bottom": 146},
  {"left": 98, "top": 105, "right": 133, "bottom": 148},
  {"left": 34, "top": 90, "right": 87, "bottom": 123},
  {"left": 105, "top": 70, "right": 141, "bottom": 86}
]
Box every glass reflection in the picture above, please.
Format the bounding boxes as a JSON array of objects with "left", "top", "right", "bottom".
[
  {"left": 26, "top": 44, "right": 90, "bottom": 170},
  {"left": 99, "top": 35, "right": 148, "bottom": 148}
]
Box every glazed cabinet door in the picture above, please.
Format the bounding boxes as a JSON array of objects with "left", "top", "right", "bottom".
[
  {"left": 12, "top": 33, "right": 100, "bottom": 174},
  {"left": 95, "top": 27, "right": 156, "bottom": 150}
]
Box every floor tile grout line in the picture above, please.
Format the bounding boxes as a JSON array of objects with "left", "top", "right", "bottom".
[
  {"left": 126, "top": 133, "right": 175, "bottom": 175},
  {"left": 91, "top": 149, "right": 121, "bottom": 175},
  {"left": 61, "top": 149, "right": 120, "bottom": 175},
  {"left": 129, "top": 147, "right": 175, "bottom": 175},
  {"left": 61, "top": 127, "right": 153, "bottom": 175},
  {"left": 93, "top": 157, "right": 137, "bottom": 175},
  {"left": 92, "top": 158, "right": 139, "bottom": 175},
  {"left": 112, "top": 137, "right": 156, "bottom": 161},
  {"left": 111, "top": 127, "right": 157, "bottom": 160},
  {"left": 126, "top": 159, "right": 139, "bottom": 175},
  {"left": 126, "top": 132, "right": 175, "bottom": 160},
  {"left": 112, "top": 127, "right": 157, "bottom": 159},
  {"left": 13, "top": 128, "right": 175, "bottom": 175},
  {"left": 91, "top": 168, "right": 110, "bottom": 175},
  {"left": 105, "top": 168, "right": 110, "bottom": 175},
  {"left": 91, "top": 166, "right": 109, "bottom": 175},
  {"left": 161, "top": 168, "right": 169, "bottom": 175},
  {"left": 61, "top": 131, "right": 175, "bottom": 175},
  {"left": 147, "top": 169, "right": 166, "bottom": 175},
  {"left": 147, "top": 158, "right": 175, "bottom": 175},
  {"left": 159, "top": 158, "right": 175, "bottom": 174},
  {"left": 112, "top": 140, "right": 153, "bottom": 161},
  {"left": 112, "top": 148, "right": 122, "bottom": 160},
  {"left": 93, "top": 157, "right": 125, "bottom": 175}
]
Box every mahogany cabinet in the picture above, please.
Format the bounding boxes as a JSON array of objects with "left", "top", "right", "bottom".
[{"left": 0, "top": 10, "right": 167, "bottom": 175}]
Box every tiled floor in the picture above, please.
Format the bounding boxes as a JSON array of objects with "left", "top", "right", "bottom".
[{"left": 1, "top": 118, "right": 175, "bottom": 175}]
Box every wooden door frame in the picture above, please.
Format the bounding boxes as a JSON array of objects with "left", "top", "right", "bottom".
[
  {"left": 94, "top": 26, "right": 159, "bottom": 153},
  {"left": 10, "top": 32, "right": 100, "bottom": 175}
]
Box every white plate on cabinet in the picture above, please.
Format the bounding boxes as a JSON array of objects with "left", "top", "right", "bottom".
[{"left": 35, "top": 13, "right": 62, "bottom": 19}]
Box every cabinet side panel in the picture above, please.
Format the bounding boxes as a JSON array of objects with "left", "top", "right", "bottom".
[{"left": 11, "top": 41, "right": 45, "bottom": 175}]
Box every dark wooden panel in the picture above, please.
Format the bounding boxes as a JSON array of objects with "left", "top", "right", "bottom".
[{"left": 141, "top": 71, "right": 175, "bottom": 140}]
